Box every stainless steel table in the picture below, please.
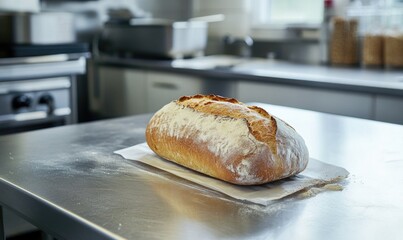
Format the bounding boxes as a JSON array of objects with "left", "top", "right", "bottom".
[{"left": 0, "top": 104, "right": 403, "bottom": 240}]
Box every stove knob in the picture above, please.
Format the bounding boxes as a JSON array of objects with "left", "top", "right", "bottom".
[
  {"left": 39, "top": 94, "right": 55, "bottom": 114},
  {"left": 12, "top": 95, "right": 32, "bottom": 110}
]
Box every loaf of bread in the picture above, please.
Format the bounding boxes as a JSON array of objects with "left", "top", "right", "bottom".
[{"left": 145, "top": 94, "right": 309, "bottom": 185}]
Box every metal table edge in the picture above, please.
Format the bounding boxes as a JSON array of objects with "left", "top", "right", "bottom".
[{"left": 0, "top": 177, "right": 124, "bottom": 240}]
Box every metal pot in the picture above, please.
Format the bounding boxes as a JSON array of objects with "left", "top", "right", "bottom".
[
  {"left": 100, "top": 18, "right": 207, "bottom": 59},
  {"left": 0, "top": 12, "right": 76, "bottom": 45}
]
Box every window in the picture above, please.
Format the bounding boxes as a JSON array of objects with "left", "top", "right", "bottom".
[{"left": 251, "top": 0, "right": 324, "bottom": 27}]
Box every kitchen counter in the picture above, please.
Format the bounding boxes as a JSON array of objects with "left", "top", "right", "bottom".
[
  {"left": 1, "top": 104, "right": 403, "bottom": 240},
  {"left": 98, "top": 55, "right": 403, "bottom": 96}
]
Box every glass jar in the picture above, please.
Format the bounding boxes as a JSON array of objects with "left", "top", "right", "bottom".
[
  {"left": 329, "top": 17, "right": 359, "bottom": 66},
  {"left": 362, "top": 33, "right": 384, "bottom": 67},
  {"left": 384, "top": 31, "right": 403, "bottom": 68}
]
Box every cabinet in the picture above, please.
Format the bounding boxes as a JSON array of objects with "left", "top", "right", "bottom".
[
  {"left": 146, "top": 72, "right": 203, "bottom": 112},
  {"left": 237, "top": 81, "right": 374, "bottom": 119},
  {"left": 95, "top": 66, "right": 403, "bottom": 124},
  {"left": 95, "top": 66, "right": 204, "bottom": 117},
  {"left": 96, "top": 67, "right": 147, "bottom": 117},
  {"left": 374, "top": 95, "right": 403, "bottom": 124}
]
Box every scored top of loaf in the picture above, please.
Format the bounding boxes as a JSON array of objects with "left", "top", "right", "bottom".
[
  {"left": 146, "top": 94, "right": 309, "bottom": 184},
  {"left": 177, "top": 94, "right": 285, "bottom": 153}
]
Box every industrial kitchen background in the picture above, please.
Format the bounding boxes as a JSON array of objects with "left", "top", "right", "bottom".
[
  {"left": 0, "top": 0, "right": 403, "bottom": 239},
  {"left": 1, "top": 0, "right": 402, "bottom": 133}
]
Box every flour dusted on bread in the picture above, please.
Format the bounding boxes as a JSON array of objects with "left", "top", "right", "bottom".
[{"left": 145, "top": 94, "right": 309, "bottom": 185}]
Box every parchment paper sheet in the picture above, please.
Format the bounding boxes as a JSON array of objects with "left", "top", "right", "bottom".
[{"left": 115, "top": 143, "right": 349, "bottom": 205}]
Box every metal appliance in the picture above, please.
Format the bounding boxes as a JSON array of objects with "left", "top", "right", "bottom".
[
  {"left": 0, "top": 77, "right": 72, "bottom": 135},
  {"left": 99, "top": 14, "right": 225, "bottom": 59},
  {"left": 0, "top": 0, "right": 40, "bottom": 13},
  {"left": 0, "top": 12, "right": 75, "bottom": 45},
  {"left": 0, "top": 53, "right": 88, "bottom": 135},
  {"left": 100, "top": 18, "right": 208, "bottom": 59}
]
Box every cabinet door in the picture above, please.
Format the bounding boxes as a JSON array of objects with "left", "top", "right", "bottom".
[
  {"left": 123, "top": 69, "right": 148, "bottom": 115},
  {"left": 146, "top": 72, "right": 203, "bottom": 112},
  {"left": 374, "top": 95, "right": 403, "bottom": 125},
  {"left": 237, "top": 81, "right": 373, "bottom": 119},
  {"left": 97, "top": 67, "right": 147, "bottom": 117}
]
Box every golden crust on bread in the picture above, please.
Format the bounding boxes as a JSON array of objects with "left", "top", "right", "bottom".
[
  {"left": 146, "top": 94, "right": 309, "bottom": 185},
  {"left": 177, "top": 94, "right": 277, "bottom": 152}
]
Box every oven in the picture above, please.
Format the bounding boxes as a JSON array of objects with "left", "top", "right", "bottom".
[
  {"left": 0, "top": 77, "right": 73, "bottom": 135},
  {"left": 0, "top": 53, "right": 87, "bottom": 135}
]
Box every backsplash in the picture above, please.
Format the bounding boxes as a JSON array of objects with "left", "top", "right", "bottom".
[{"left": 192, "top": 0, "right": 252, "bottom": 55}]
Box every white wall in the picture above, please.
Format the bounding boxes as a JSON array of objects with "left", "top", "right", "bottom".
[
  {"left": 192, "top": 0, "right": 251, "bottom": 37},
  {"left": 192, "top": 0, "right": 252, "bottom": 54}
]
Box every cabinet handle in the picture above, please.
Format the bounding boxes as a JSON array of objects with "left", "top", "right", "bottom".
[{"left": 152, "top": 82, "right": 178, "bottom": 90}]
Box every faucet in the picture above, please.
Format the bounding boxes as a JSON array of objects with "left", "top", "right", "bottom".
[{"left": 223, "top": 35, "right": 254, "bottom": 58}]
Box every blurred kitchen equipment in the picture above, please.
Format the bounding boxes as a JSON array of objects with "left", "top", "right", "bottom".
[
  {"left": 0, "top": 77, "right": 73, "bottom": 135},
  {"left": 99, "top": 15, "right": 224, "bottom": 59},
  {"left": 223, "top": 35, "right": 254, "bottom": 58},
  {"left": 107, "top": 8, "right": 136, "bottom": 22},
  {"left": 0, "top": 43, "right": 88, "bottom": 58},
  {"left": 189, "top": 14, "right": 225, "bottom": 23},
  {"left": 0, "top": 0, "right": 39, "bottom": 12},
  {"left": 0, "top": 9, "right": 89, "bottom": 134},
  {"left": 0, "top": 12, "right": 75, "bottom": 45},
  {"left": 0, "top": 53, "right": 88, "bottom": 135},
  {"left": 100, "top": 18, "right": 207, "bottom": 59}
]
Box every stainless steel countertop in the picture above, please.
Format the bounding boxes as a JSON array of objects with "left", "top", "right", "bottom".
[
  {"left": 1, "top": 104, "right": 403, "bottom": 240},
  {"left": 98, "top": 55, "right": 403, "bottom": 96}
]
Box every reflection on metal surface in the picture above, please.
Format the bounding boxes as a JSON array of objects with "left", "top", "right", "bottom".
[
  {"left": 0, "top": 53, "right": 89, "bottom": 65},
  {"left": 24, "top": 54, "right": 68, "bottom": 64},
  {"left": 54, "top": 108, "right": 71, "bottom": 116},
  {"left": 15, "top": 111, "right": 47, "bottom": 121},
  {"left": 0, "top": 54, "right": 67, "bottom": 65},
  {"left": 7, "top": 108, "right": 73, "bottom": 122},
  {"left": 0, "top": 57, "right": 86, "bottom": 81},
  {"left": 0, "top": 77, "right": 71, "bottom": 94},
  {"left": 142, "top": 172, "right": 305, "bottom": 239}
]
